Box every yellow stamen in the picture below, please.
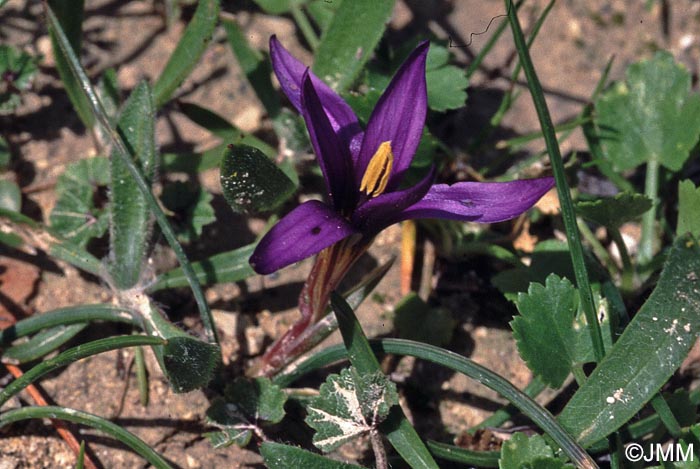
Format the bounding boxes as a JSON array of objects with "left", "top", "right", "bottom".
[{"left": 360, "top": 141, "right": 393, "bottom": 197}]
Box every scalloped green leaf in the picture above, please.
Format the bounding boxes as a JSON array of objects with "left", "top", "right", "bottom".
[
  {"left": 678, "top": 180, "right": 700, "bottom": 238},
  {"left": 558, "top": 234, "right": 700, "bottom": 447},
  {"left": 393, "top": 293, "right": 455, "bottom": 347},
  {"left": 576, "top": 192, "right": 652, "bottom": 228},
  {"left": 595, "top": 51, "right": 700, "bottom": 171},
  {"left": 220, "top": 144, "right": 296, "bottom": 214},
  {"left": 305, "top": 366, "right": 398, "bottom": 453},
  {"left": 204, "top": 397, "right": 254, "bottom": 448},
  {"left": 424, "top": 44, "right": 468, "bottom": 112},
  {"left": 260, "top": 442, "right": 363, "bottom": 469},
  {"left": 49, "top": 157, "right": 110, "bottom": 247},
  {"left": 0, "top": 180, "right": 21, "bottom": 212},
  {"left": 499, "top": 433, "right": 573, "bottom": 469}
]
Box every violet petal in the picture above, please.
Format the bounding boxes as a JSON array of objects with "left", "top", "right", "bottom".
[
  {"left": 355, "top": 41, "right": 429, "bottom": 190},
  {"left": 249, "top": 200, "right": 357, "bottom": 274},
  {"left": 301, "top": 72, "right": 356, "bottom": 211},
  {"left": 269, "top": 36, "right": 363, "bottom": 159},
  {"left": 395, "top": 177, "right": 555, "bottom": 224}
]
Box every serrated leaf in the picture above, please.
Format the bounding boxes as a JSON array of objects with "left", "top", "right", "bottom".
[
  {"left": 0, "top": 180, "right": 21, "bottom": 212},
  {"left": 204, "top": 398, "right": 254, "bottom": 448},
  {"left": 678, "top": 180, "right": 700, "bottom": 238},
  {"left": 161, "top": 181, "right": 216, "bottom": 243},
  {"left": 108, "top": 81, "right": 157, "bottom": 289},
  {"left": 49, "top": 157, "right": 110, "bottom": 247},
  {"left": 512, "top": 275, "right": 580, "bottom": 388},
  {"left": 576, "top": 192, "right": 652, "bottom": 228},
  {"left": 393, "top": 293, "right": 455, "bottom": 347},
  {"left": 260, "top": 442, "right": 364, "bottom": 469},
  {"left": 305, "top": 367, "right": 398, "bottom": 452},
  {"left": 153, "top": 0, "right": 219, "bottom": 108},
  {"left": 224, "top": 377, "right": 287, "bottom": 424},
  {"left": 312, "top": 0, "right": 395, "bottom": 92},
  {"left": 220, "top": 144, "right": 296, "bottom": 214},
  {"left": 0, "top": 44, "right": 39, "bottom": 114},
  {"left": 596, "top": 51, "right": 700, "bottom": 171},
  {"left": 558, "top": 234, "right": 700, "bottom": 447},
  {"left": 499, "top": 433, "right": 573, "bottom": 469}
]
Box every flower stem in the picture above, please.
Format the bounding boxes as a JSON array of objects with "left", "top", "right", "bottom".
[
  {"left": 291, "top": 6, "right": 319, "bottom": 50},
  {"left": 609, "top": 227, "right": 634, "bottom": 293},
  {"left": 506, "top": 0, "right": 605, "bottom": 364},
  {"left": 370, "top": 429, "right": 389, "bottom": 469},
  {"left": 639, "top": 158, "right": 659, "bottom": 265}
]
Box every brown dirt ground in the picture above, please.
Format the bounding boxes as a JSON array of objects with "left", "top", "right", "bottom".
[{"left": 1, "top": 0, "right": 699, "bottom": 467}]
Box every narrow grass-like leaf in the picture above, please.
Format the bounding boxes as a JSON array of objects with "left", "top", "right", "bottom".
[
  {"left": 678, "top": 180, "right": 700, "bottom": 238},
  {"left": 274, "top": 338, "right": 598, "bottom": 468},
  {"left": 222, "top": 18, "right": 280, "bottom": 116},
  {"left": 0, "top": 335, "right": 164, "bottom": 407},
  {"left": 558, "top": 234, "right": 700, "bottom": 447},
  {"left": 0, "top": 406, "right": 172, "bottom": 469},
  {"left": 220, "top": 144, "right": 296, "bottom": 214},
  {"left": 260, "top": 441, "right": 363, "bottom": 469},
  {"left": 1, "top": 323, "right": 86, "bottom": 364},
  {"left": 47, "top": 0, "right": 93, "bottom": 129},
  {"left": 426, "top": 440, "right": 499, "bottom": 467},
  {"left": 312, "top": 0, "right": 395, "bottom": 92},
  {"left": 153, "top": 0, "right": 220, "bottom": 108},
  {"left": 161, "top": 146, "right": 226, "bottom": 173},
  {"left": 330, "top": 293, "right": 439, "bottom": 469},
  {"left": 506, "top": 0, "right": 604, "bottom": 363},
  {"left": 44, "top": 4, "right": 218, "bottom": 344},
  {"left": 0, "top": 304, "right": 136, "bottom": 346},
  {"left": 108, "top": 81, "right": 157, "bottom": 289},
  {"left": 147, "top": 243, "right": 256, "bottom": 292}
]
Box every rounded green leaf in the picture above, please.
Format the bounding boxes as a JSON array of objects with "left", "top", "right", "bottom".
[{"left": 220, "top": 144, "right": 296, "bottom": 214}]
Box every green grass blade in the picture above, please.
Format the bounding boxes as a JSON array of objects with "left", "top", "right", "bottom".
[
  {"left": 0, "top": 304, "right": 137, "bottom": 346},
  {"left": 44, "top": 4, "right": 218, "bottom": 344},
  {"left": 275, "top": 337, "right": 598, "bottom": 468},
  {"left": 2, "top": 323, "right": 86, "bottom": 364},
  {"left": 0, "top": 406, "right": 172, "bottom": 469},
  {"left": 222, "top": 18, "right": 280, "bottom": 117},
  {"left": 312, "top": 0, "right": 395, "bottom": 92},
  {"left": 557, "top": 234, "right": 700, "bottom": 447},
  {"left": 426, "top": 440, "right": 499, "bottom": 467},
  {"left": 506, "top": 0, "right": 605, "bottom": 363},
  {"left": 153, "top": 0, "right": 220, "bottom": 108},
  {"left": 147, "top": 243, "right": 255, "bottom": 292},
  {"left": 108, "top": 81, "right": 157, "bottom": 289},
  {"left": 330, "top": 293, "right": 439, "bottom": 469},
  {"left": 0, "top": 335, "right": 165, "bottom": 407},
  {"left": 46, "top": 0, "right": 93, "bottom": 129}
]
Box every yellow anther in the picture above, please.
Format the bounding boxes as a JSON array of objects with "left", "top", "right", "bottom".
[{"left": 360, "top": 141, "right": 393, "bottom": 197}]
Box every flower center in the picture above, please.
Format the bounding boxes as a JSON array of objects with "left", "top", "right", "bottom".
[{"left": 359, "top": 141, "right": 393, "bottom": 198}]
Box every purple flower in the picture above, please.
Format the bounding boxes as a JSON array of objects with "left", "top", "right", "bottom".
[{"left": 250, "top": 37, "right": 554, "bottom": 275}]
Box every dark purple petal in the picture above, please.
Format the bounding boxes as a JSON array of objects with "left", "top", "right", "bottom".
[
  {"left": 269, "top": 36, "right": 363, "bottom": 159},
  {"left": 355, "top": 41, "right": 429, "bottom": 190},
  {"left": 249, "top": 200, "right": 357, "bottom": 274},
  {"left": 394, "top": 177, "right": 555, "bottom": 224},
  {"left": 301, "top": 72, "right": 356, "bottom": 211},
  {"left": 352, "top": 167, "right": 436, "bottom": 234}
]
